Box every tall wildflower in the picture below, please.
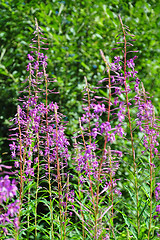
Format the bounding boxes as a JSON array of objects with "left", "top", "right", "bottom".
[
  {"left": 113, "top": 15, "right": 160, "bottom": 239},
  {"left": 9, "top": 19, "right": 70, "bottom": 239},
  {"left": 74, "top": 67, "right": 123, "bottom": 238},
  {"left": 73, "top": 15, "right": 160, "bottom": 239}
]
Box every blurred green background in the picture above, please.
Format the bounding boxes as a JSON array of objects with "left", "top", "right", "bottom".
[{"left": 0, "top": 0, "right": 160, "bottom": 160}]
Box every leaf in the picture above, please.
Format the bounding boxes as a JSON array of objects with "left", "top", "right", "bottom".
[
  {"left": 98, "top": 205, "right": 112, "bottom": 221},
  {"left": 119, "top": 211, "right": 138, "bottom": 239},
  {"left": 81, "top": 62, "right": 90, "bottom": 71},
  {"left": 124, "top": 185, "right": 137, "bottom": 206},
  {"left": 139, "top": 199, "right": 148, "bottom": 220}
]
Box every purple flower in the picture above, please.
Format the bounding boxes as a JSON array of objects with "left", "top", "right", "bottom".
[
  {"left": 114, "top": 56, "right": 120, "bottom": 63},
  {"left": 155, "top": 183, "right": 160, "bottom": 201},
  {"left": 91, "top": 103, "right": 105, "bottom": 115},
  {"left": 157, "top": 232, "right": 160, "bottom": 237},
  {"left": 91, "top": 128, "right": 99, "bottom": 139},
  {"left": 0, "top": 170, "right": 19, "bottom": 235},
  {"left": 14, "top": 217, "right": 19, "bottom": 229},
  {"left": 28, "top": 54, "right": 34, "bottom": 61},
  {"left": 156, "top": 205, "right": 160, "bottom": 214},
  {"left": 7, "top": 200, "right": 20, "bottom": 217},
  {"left": 0, "top": 175, "right": 17, "bottom": 203},
  {"left": 127, "top": 58, "right": 135, "bottom": 69},
  {"left": 100, "top": 122, "right": 111, "bottom": 134}
]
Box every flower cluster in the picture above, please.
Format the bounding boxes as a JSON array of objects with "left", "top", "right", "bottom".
[
  {"left": 9, "top": 19, "right": 70, "bottom": 182},
  {"left": 134, "top": 83, "right": 159, "bottom": 157},
  {"left": 0, "top": 174, "right": 19, "bottom": 236},
  {"left": 0, "top": 175, "right": 17, "bottom": 203},
  {"left": 7, "top": 19, "right": 71, "bottom": 238},
  {"left": 10, "top": 102, "right": 70, "bottom": 178}
]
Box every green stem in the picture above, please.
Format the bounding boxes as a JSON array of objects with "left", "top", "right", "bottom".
[
  {"left": 64, "top": 174, "right": 69, "bottom": 240},
  {"left": 108, "top": 146, "right": 115, "bottom": 238},
  {"left": 141, "top": 83, "right": 154, "bottom": 239},
  {"left": 27, "top": 186, "right": 31, "bottom": 239},
  {"left": 54, "top": 105, "right": 63, "bottom": 239},
  {"left": 35, "top": 133, "right": 40, "bottom": 239},
  {"left": 84, "top": 77, "right": 98, "bottom": 238},
  {"left": 79, "top": 118, "right": 97, "bottom": 238},
  {"left": 119, "top": 15, "right": 140, "bottom": 236},
  {"left": 43, "top": 63, "right": 54, "bottom": 239},
  {"left": 75, "top": 138, "right": 85, "bottom": 239}
]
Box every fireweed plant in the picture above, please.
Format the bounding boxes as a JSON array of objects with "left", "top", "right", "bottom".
[
  {"left": 0, "top": 16, "right": 160, "bottom": 239},
  {"left": 0, "top": 161, "right": 20, "bottom": 238}
]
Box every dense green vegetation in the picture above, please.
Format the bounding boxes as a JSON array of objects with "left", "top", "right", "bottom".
[{"left": 0, "top": 0, "right": 160, "bottom": 158}]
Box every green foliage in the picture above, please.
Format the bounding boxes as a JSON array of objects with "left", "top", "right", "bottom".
[{"left": 0, "top": 0, "right": 160, "bottom": 158}]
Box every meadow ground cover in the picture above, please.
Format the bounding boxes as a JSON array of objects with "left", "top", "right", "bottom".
[{"left": 0, "top": 16, "right": 160, "bottom": 240}]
